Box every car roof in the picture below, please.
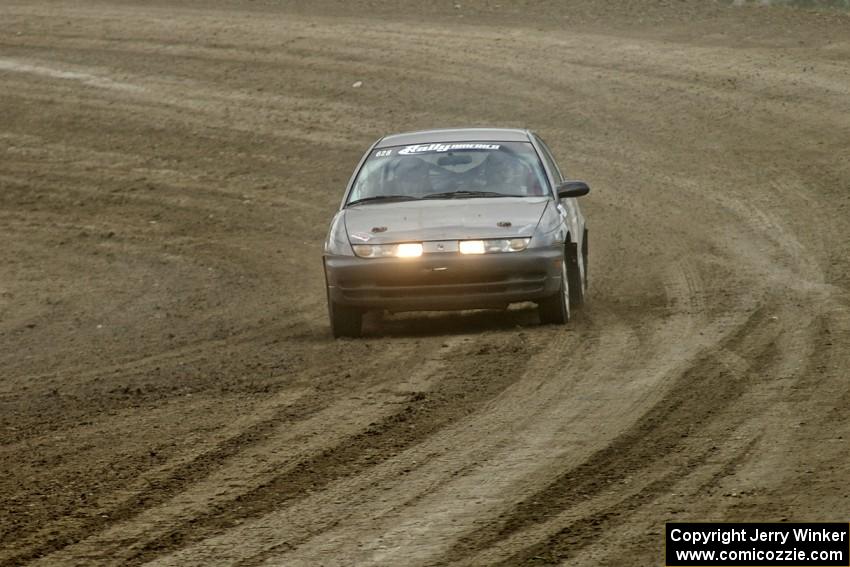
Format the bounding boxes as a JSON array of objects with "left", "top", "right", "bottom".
[{"left": 375, "top": 128, "right": 532, "bottom": 149}]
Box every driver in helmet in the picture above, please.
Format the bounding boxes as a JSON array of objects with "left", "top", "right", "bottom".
[
  {"left": 482, "top": 150, "right": 527, "bottom": 195},
  {"left": 393, "top": 157, "right": 432, "bottom": 197}
]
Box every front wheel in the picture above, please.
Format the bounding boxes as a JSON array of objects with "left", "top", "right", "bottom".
[
  {"left": 538, "top": 260, "right": 570, "bottom": 325},
  {"left": 329, "top": 298, "right": 363, "bottom": 338}
]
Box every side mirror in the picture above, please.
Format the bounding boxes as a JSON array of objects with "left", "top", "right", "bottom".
[{"left": 556, "top": 180, "right": 590, "bottom": 199}]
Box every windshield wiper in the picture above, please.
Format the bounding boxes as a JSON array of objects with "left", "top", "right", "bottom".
[
  {"left": 422, "top": 190, "right": 524, "bottom": 199},
  {"left": 347, "top": 195, "right": 420, "bottom": 206}
]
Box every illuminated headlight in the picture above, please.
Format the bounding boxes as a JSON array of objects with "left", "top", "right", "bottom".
[
  {"left": 458, "top": 240, "right": 486, "bottom": 255},
  {"left": 352, "top": 242, "right": 424, "bottom": 258},
  {"left": 396, "top": 243, "right": 425, "bottom": 258},
  {"left": 459, "top": 238, "right": 530, "bottom": 254}
]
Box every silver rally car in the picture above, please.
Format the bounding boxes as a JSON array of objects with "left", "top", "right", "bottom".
[{"left": 323, "top": 128, "right": 590, "bottom": 337}]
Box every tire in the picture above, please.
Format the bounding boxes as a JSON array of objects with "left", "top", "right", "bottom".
[
  {"left": 538, "top": 259, "right": 570, "bottom": 325},
  {"left": 328, "top": 298, "right": 362, "bottom": 338},
  {"left": 582, "top": 229, "right": 589, "bottom": 291},
  {"left": 567, "top": 241, "right": 585, "bottom": 308}
]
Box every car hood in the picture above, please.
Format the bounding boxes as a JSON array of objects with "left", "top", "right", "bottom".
[{"left": 344, "top": 197, "right": 549, "bottom": 244}]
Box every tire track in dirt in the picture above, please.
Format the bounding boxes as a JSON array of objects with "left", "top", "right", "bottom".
[
  {"left": 136, "top": 330, "right": 546, "bottom": 567},
  {"left": 450, "top": 305, "right": 783, "bottom": 565},
  {"left": 0, "top": 58, "right": 144, "bottom": 92},
  {"left": 112, "top": 332, "right": 528, "bottom": 564},
  {"left": 16, "top": 336, "right": 444, "bottom": 561},
  {"left": 220, "top": 264, "right": 730, "bottom": 566},
  {"left": 263, "top": 318, "right": 617, "bottom": 567},
  {"left": 0, "top": 53, "right": 367, "bottom": 150},
  {"left": 569, "top": 308, "right": 847, "bottom": 565},
  {"left": 5, "top": 334, "right": 431, "bottom": 565},
  {"left": 3, "top": 388, "right": 309, "bottom": 566}
]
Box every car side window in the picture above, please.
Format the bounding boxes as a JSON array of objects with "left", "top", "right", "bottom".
[{"left": 534, "top": 136, "right": 564, "bottom": 184}]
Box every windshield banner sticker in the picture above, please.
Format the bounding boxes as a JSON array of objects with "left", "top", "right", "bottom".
[{"left": 398, "top": 143, "right": 501, "bottom": 155}]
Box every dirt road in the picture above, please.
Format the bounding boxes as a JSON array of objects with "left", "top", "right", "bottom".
[{"left": 1, "top": 1, "right": 849, "bottom": 565}]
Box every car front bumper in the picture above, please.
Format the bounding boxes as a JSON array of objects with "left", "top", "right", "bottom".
[{"left": 324, "top": 245, "right": 563, "bottom": 311}]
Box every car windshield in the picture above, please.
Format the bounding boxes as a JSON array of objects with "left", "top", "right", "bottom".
[{"left": 347, "top": 141, "right": 550, "bottom": 205}]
